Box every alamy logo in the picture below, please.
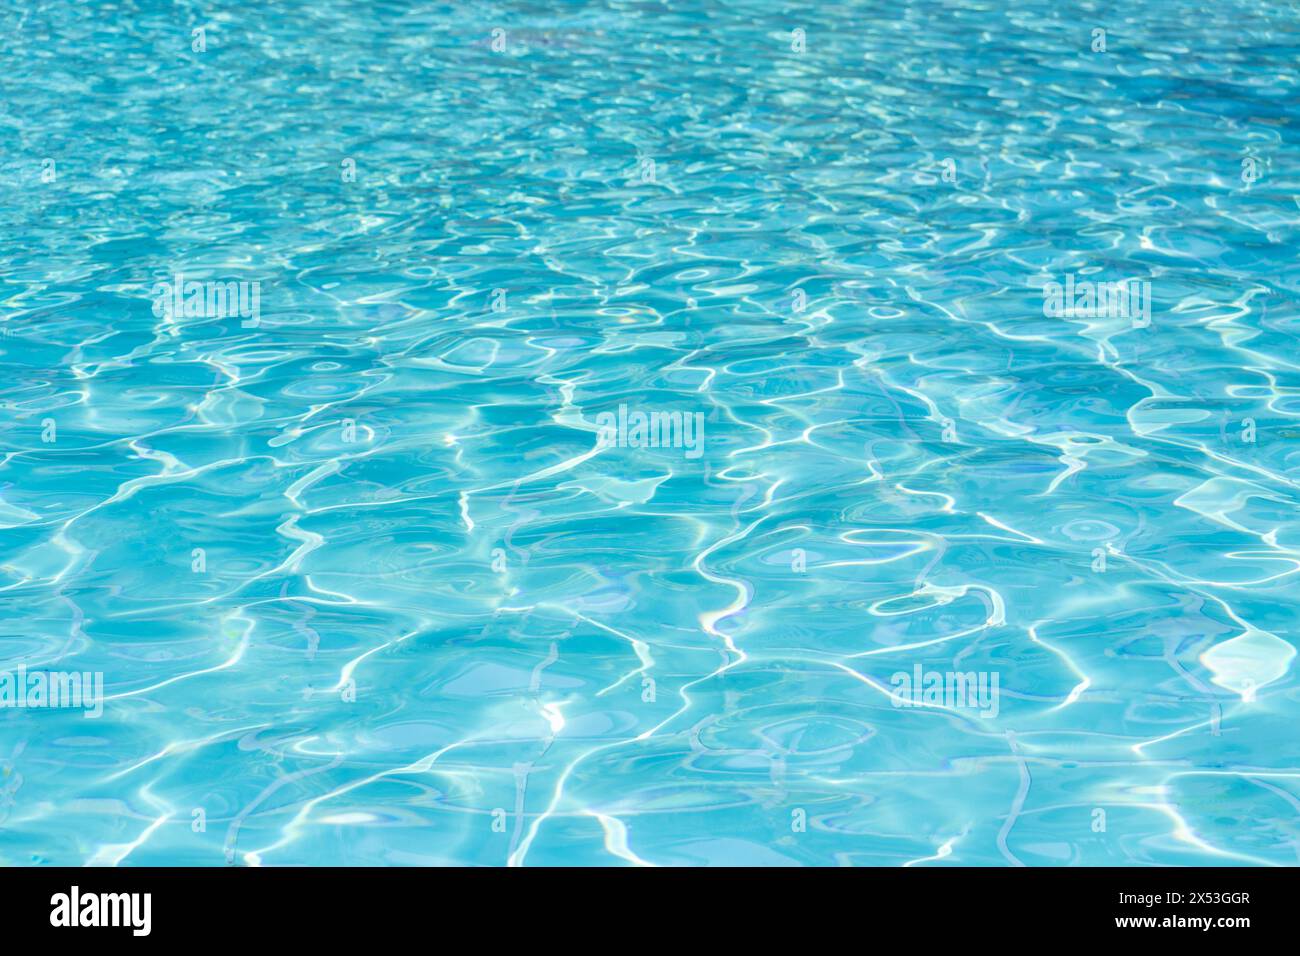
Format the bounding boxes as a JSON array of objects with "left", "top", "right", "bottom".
[
  {"left": 151, "top": 272, "right": 261, "bottom": 327},
  {"left": 1041, "top": 274, "right": 1151, "bottom": 327},
  {"left": 595, "top": 404, "right": 705, "bottom": 459},
  {"left": 890, "top": 665, "right": 1000, "bottom": 718},
  {"left": 50, "top": 886, "right": 151, "bottom": 936},
  {"left": 0, "top": 667, "right": 103, "bottom": 718}
]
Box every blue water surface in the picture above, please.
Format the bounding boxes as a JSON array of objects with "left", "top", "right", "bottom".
[{"left": 1, "top": 0, "right": 1299, "bottom": 866}]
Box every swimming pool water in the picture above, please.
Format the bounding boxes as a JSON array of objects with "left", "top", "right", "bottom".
[{"left": 1, "top": 0, "right": 1298, "bottom": 866}]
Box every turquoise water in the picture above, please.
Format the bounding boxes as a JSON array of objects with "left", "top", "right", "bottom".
[{"left": 2, "top": 0, "right": 1299, "bottom": 867}]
